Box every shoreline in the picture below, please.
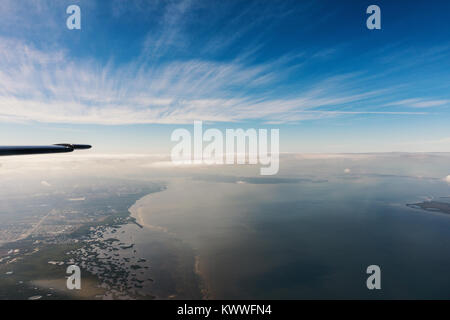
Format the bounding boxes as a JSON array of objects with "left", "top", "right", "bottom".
[{"left": 128, "top": 186, "right": 211, "bottom": 300}]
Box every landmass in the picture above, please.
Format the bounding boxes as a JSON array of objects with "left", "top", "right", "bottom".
[
  {"left": 407, "top": 201, "right": 450, "bottom": 215},
  {"left": 0, "top": 179, "right": 165, "bottom": 300}
]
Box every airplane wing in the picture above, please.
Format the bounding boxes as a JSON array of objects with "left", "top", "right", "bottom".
[{"left": 0, "top": 144, "right": 92, "bottom": 156}]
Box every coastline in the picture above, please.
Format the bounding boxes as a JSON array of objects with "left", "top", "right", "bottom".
[{"left": 128, "top": 186, "right": 210, "bottom": 299}]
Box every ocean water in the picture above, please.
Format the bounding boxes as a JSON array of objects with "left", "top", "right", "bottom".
[{"left": 127, "top": 154, "right": 450, "bottom": 299}]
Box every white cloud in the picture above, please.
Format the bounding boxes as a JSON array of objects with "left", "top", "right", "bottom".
[
  {"left": 0, "top": 37, "right": 426, "bottom": 126},
  {"left": 388, "top": 98, "right": 450, "bottom": 108},
  {"left": 0, "top": 1, "right": 446, "bottom": 127},
  {"left": 41, "top": 180, "right": 51, "bottom": 187},
  {"left": 445, "top": 175, "right": 450, "bottom": 183}
]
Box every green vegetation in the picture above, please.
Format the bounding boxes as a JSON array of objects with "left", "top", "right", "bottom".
[{"left": 0, "top": 244, "right": 104, "bottom": 299}]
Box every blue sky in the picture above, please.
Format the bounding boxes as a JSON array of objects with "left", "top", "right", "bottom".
[{"left": 0, "top": 0, "right": 449, "bottom": 153}]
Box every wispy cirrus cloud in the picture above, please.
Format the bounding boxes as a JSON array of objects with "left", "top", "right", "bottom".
[
  {"left": 0, "top": 35, "right": 429, "bottom": 125},
  {"left": 0, "top": 0, "right": 445, "bottom": 127},
  {"left": 387, "top": 98, "right": 450, "bottom": 108}
]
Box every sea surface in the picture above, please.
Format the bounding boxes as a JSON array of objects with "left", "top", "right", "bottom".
[{"left": 126, "top": 154, "right": 450, "bottom": 299}]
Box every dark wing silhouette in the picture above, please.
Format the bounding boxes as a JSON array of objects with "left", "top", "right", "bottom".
[{"left": 0, "top": 144, "right": 92, "bottom": 156}]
